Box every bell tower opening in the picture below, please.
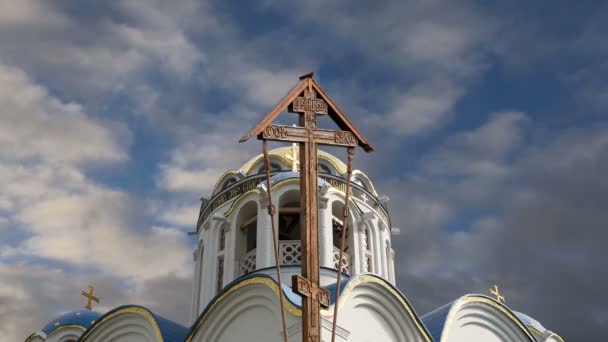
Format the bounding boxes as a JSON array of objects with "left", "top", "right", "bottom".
[
  {"left": 278, "top": 189, "right": 301, "bottom": 265},
  {"left": 236, "top": 201, "right": 258, "bottom": 275}
]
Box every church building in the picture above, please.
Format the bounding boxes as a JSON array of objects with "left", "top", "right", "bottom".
[{"left": 25, "top": 75, "right": 563, "bottom": 342}]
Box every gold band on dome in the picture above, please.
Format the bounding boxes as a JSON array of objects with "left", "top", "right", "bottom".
[
  {"left": 441, "top": 295, "right": 536, "bottom": 342},
  {"left": 223, "top": 189, "right": 261, "bottom": 217},
  {"left": 212, "top": 170, "right": 240, "bottom": 196},
  {"left": 46, "top": 324, "right": 86, "bottom": 337},
  {"left": 186, "top": 275, "right": 433, "bottom": 342},
  {"left": 240, "top": 147, "right": 348, "bottom": 176},
  {"left": 79, "top": 307, "right": 163, "bottom": 342}
]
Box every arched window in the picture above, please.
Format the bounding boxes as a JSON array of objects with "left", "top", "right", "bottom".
[
  {"left": 278, "top": 190, "right": 301, "bottom": 266},
  {"left": 364, "top": 226, "right": 373, "bottom": 272},
  {"left": 216, "top": 227, "right": 225, "bottom": 293}
]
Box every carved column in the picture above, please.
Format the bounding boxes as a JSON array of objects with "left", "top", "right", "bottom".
[
  {"left": 256, "top": 196, "right": 274, "bottom": 269},
  {"left": 318, "top": 196, "right": 333, "bottom": 269}
]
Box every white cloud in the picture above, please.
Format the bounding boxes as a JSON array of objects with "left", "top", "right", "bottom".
[
  {"left": 0, "top": 64, "right": 128, "bottom": 163},
  {"left": 0, "top": 64, "right": 191, "bottom": 280}
]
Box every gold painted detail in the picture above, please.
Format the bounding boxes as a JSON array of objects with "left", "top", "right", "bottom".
[
  {"left": 212, "top": 170, "right": 240, "bottom": 196},
  {"left": 490, "top": 284, "right": 505, "bottom": 303},
  {"left": 79, "top": 307, "right": 163, "bottom": 342},
  {"left": 528, "top": 325, "right": 543, "bottom": 337},
  {"left": 81, "top": 285, "right": 100, "bottom": 310},
  {"left": 441, "top": 295, "right": 536, "bottom": 342},
  {"left": 47, "top": 324, "right": 86, "bottom": 337}
]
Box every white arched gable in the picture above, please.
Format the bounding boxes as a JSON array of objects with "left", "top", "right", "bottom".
[
  {"left": 25, "top": 333, "right": 46, "bottom": 342},
  {"left": 440, "top": 296, "right": 536, "bottom": 342},
  {"left": 187, "top": 278, "right": 299, "bottom": 342},
  {"left": 332, "top": 275, "right": 432, "bottom": 342},
  {"left": 45, "top": 326, "right": 85, "bottom": 342},
  {"left": 351, "top": 170, "right": 378, "bottom": 196},
  {"left": 80, "top": 307, "right": 163, "bottom": 342}
]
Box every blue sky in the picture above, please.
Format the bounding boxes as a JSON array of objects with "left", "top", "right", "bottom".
[{"left": 0, "top": 0, "right": 607, "bottom": 340}]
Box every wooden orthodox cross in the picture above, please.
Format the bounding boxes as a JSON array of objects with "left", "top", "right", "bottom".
[
  {"left": 240, "top": 73, "right": 372, "bottom": 342},
  {"left": 81, "top": 285, "right": 100, "bottom": 310}
]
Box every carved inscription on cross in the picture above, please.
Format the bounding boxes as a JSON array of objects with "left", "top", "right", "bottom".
[{"left": 81, "top": 285, "right": 100, "bottom": 310}]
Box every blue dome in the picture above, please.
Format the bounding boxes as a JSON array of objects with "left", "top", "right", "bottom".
[
  {"left": 514, "top": 311, "right": 548, "bottom": 340},
  {"left": 41, "top": 310, "right": 102, "bottom": 335}
]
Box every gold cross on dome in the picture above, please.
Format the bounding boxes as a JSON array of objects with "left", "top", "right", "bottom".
[
  {"left": 81, "top": 285, "right": 100, "bottom": 310},
  {"left": 490, "top": 284, "right": 505, "bottom": 303},
  {"left": 287, "top": 142, "right": 300, "bottom": 172}
]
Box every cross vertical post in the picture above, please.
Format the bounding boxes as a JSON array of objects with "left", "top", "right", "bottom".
[{"left": 299, "top": 81, "right": 322, "bottom": 341}]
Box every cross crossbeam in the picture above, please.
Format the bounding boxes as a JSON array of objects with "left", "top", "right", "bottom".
[{"left": 261, "top": 125, "right": 357, "bottom": 147}]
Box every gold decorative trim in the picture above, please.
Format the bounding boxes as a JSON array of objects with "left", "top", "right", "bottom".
[
  {"left": 245, "top": 155, "right": 292, "bottom": 175},
  {"left": 46, "top": 324, "right": 86, "bottom": 337},
  {"left": 549, "top": 332, "right": 565, "bottom": 342},
  {"left": 79, "top": 307, "right": 163, "bottom": 342},
  {"left": 223, "top": 189, "right": 261, "bottom": 217},
  {"left": 528, "top": 325, "right": 543, "bottom": 337},
  {"left": 319, "top": 154, "right": 346, "bottom": 174},
  {"left": 441, "top": 296, "right": 536, "bottom": 342},
  {"left": 241, "top": 147, "right": 347, "bottom": 176},
  {"left": 212, "top": 170, "right": 240, "bottom": 196},
  {"left": 186, "top": 277, "right": 301, "bottom": 342}
]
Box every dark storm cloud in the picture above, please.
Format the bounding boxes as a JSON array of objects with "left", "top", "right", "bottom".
[{"left": 383, "top": 120, "right": 608, "bottom": 340}]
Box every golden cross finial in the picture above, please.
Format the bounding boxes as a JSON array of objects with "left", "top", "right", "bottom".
[
  {"left": 288, "top": 141, "right": 300, "bottom": 172},
  {"left": 81, "top": 285, "right": 100, "bottom": 310},
  {"left": 490, "top": 284, "right": 505, "bottom": 304}
]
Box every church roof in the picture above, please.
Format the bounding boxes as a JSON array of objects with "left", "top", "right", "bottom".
[
  {"left": 79, "top": 305, "right": 188, "bottom": 342},
  {"left": 420, "top": 302, "right": 454, "bottom": 341},
  {"left": 188, "top": 270, "right": 432, "bottom": 341},
  {"left": 420, "top": 295, "right": 545, "bottom": 341},
  {"left": 513, "top": 311, "right": 557, "bottom": 341},
  {"left": 40, "top": 309, "right": 102, "bottom": 336}
]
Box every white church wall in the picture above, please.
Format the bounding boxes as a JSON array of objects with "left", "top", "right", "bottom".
[
  {"left": 334, "top": 276, "right": 431, "bottom": 342},
  {"left": 440, "top": 297, "right": 536, "bottom": 342},
  {"left": 45, "top": 326, "right": 84, "bottom": 342},
  {"left": 80, "top": 312, "right": 161, "bottom": 342},
  {"left": 188, "top": 282, "right": 300, "bottom": 342}
]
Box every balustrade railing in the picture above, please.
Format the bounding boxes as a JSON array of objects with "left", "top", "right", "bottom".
[
  {"left": 333, "top": 246, "right": 350, "bottom": 275},
  {"left": 238, "top": 241, "right": 350, "bottom": 275},
  {"left": 239, "top": 249, "right": 257, "bottom": 275}
]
